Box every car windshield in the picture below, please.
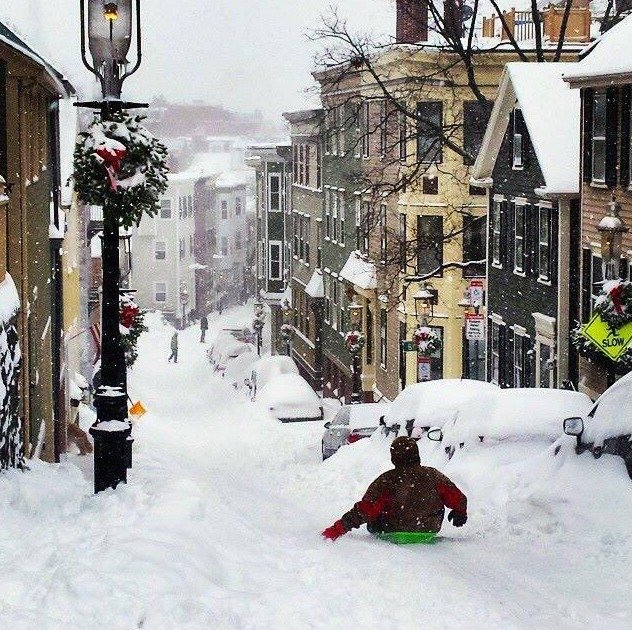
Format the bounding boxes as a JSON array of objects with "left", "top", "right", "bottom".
[{"left": 331, "top": 406, "right": 351, "bottom": 426}]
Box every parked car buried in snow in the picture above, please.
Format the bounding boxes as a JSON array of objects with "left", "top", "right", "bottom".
[
  {"left": 250, "top": 355, "right": 299, "bottom": 399},
  {"left": 206, "top": 333, "right": 255, "bottom": 375},
  {"left": 383, "top": 379, "right": 499, "bottom": 438},
  {"left": 321, "top": 402, "right": 389, "bottom": 460},
  {"left": 426, "top": 388, "right": 593, "bottom": 460},
  {"left": 562, "top": 371, "right": 632, "bottom": 478},
  {"left": 257, "top": 373, "right": 323, "bottom": 423}
]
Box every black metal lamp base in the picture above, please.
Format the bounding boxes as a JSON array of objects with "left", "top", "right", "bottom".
[{"left": 90, "top": 424, "right": 133, "bottom": 493}]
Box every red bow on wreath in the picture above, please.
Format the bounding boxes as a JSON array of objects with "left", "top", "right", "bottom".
[
  {"left": 609, "top": 283, "right": 625, "bottom": 315},
  {"left": 120, "top": 303, "right": 138, "bottom": 329},
  {"left": 95, "top": 142, "right": 127, "bottom": 191}
]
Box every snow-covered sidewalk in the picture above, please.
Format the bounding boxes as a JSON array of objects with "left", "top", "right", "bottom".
[{"left": 0, "top": 307, "right": 630, "bottom": 629}]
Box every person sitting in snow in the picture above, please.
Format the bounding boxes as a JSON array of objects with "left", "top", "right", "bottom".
[{"left": 322, "top": 436, "right": 467, "bottom": 542}]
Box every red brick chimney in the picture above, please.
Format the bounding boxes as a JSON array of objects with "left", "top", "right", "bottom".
[
  {"left": 444, "top": 0, "right": 464, "bottom": 40},
  {"left": 396, "top": 0, "right": 428, "bottom": 43}
]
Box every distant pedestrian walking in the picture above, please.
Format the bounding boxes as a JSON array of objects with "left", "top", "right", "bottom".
[
  {"left": 168, "top": 332, "right": 179, "bottom": 363},
  {"left": 200, "top": 315, "right": 208, "bottom": 343}
]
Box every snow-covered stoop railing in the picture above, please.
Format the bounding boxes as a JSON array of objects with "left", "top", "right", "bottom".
[{"left": 0, "top": 273, "right": 23, "bottom": 470}]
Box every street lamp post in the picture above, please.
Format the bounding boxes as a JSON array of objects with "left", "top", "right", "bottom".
[
  {"left": 179, "top": 281, "right": 189, "bottom": 329},
  {"left": 253, "top": 300, "right": 266, "bottom": 356},
  {"left": 79, "top": 0, "right": 145, "bottom": 493},
  {"left": 598, "top": 196, "right": 629, "bottom": 281},
  {"left": 346, "top": 299, "right": 364, "bottom": 404},
  {"left": 281, "top": 300, "right": 295, "bottom": 357}
]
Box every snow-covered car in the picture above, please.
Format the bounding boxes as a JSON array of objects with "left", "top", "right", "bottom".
[
  {"left": 206, "top": 333, "right": 255, "bottom": 375},
  {"left": 250, "top": 355, "right": 299, "bottom": 398},
  {"left": 384, "top": 379, "right": 500, "bottom": 438},
  {"left": 562, "top": 371, "right": 632, "bottom": 478},
  {"left": 224, "top": 350, "right": 259, "bottom": 391},
  {"left": 431, "top": 388, "right": 593, "bottom": 459},
  {"left": 221, "top": 327, "right": 255, "bottom": 345},
  {"left": 321, "top": 403, "right": 389, "bottom": 460},
  {"left": 257, "top": 373, "right": 323, "bottom": 422}
]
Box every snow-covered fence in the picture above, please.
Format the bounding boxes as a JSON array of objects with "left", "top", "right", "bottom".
[{"left": 0, "top": 273, "right": 23, "bottom": 470}]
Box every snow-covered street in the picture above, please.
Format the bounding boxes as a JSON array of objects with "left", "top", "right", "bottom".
[{"left": 0, "top": 307, "right": 631, "bottom": 629}]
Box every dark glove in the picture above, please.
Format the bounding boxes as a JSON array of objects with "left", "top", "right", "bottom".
[
  {"left": 322, "top": 519, "right": 347, "bottom": 541},
  {"left": 447, "top": 510, "right": 467, "bottom": 527}
]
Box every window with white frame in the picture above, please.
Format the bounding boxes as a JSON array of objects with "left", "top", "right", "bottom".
[
  {"left": 363, "top": 202, "right": 370, "bottom": 254},
  {"left": 514, "top": 201, "right": 525, "bottom": 273},
  {"left": 178, "top": 197, "right": 184, "bottom": 219},
  {"left": 380, "top": 309, "right": 387, "bottom": 368},
  {"left": 305, "top": 144, "right": 311, "bottom": 187},
  {"left": 337, "top": 280, "right": 345, "bottom": 331},
  {"left": 331, "top": 280, "right": 338, "bottom": 330},
  {"left": 399, "top": 214, "right": 407, "bottom": 272},
  {"left": 155, "top": 241, "right": 166, "bottom": 260},
  {"left": 187, "top": 195, "right": 193, "bottom": 217},
  {"left": 361, "top": 101, "right": 370, "bottom": 158},
  {"left": 339, "top": 192, "right": 345, "bottom": 246},
  {"left": 380, "top": 203, "right": 387, "bottom": 262},
  {"left": 160, "top": 199, "right": 172, "bottom": 219},
  {"left": 492, "top": 199, "right": 502, "bottom": 266},
  {"left": 299, "top": 145, "right": 305, "bottom": 185},
  {"left": 305, "top": 217, "right": 311, "bottom": 263},
  {"left": 380, "top": 100, "right": 387, "bottom": 157},
  {"left": 325, "top": 188, "right": 331, "bottom": 239},
  {"left": 235, "top": 231, "right": 242, "bottom": 250},
  {"left": 179, "top": 238, "right": 185, "bottom": 260},
  {"left": 513, "top": 331, "right": 525, "bottom": 387},
  {"left": 154, "top": 282, "right": 167, "bottom": 303},
  {"left": 324, "top": 275, "right": 331, "bottom": 324},
  {"left": 512, "top": 108, "right": 525, "bottom": 169},
  {"left": 316, "top": 143, "right": 322, "bottom": 189},
  {"left": 269, "top": 174, "right": 281, "bottom": 211},
  {"left": 337, "top": 104, "right": 345, "bottom": 155},
  {"left": 538, "top": 205, "right": 551, "bottom": 281},
  {"left": 355, "top": 198, "right": 362, "bottom": 250},
  {"left": 189, "top": 235, "right": 194, "bottom": 255},
  {"left": 235, "top": 197, "right": 242, "bottom": 216},
  {"left": 399, "top": 106, "right": 407, "bottom": 161},
  {"left": 221, "top": 236, "right": 228, "bottom": 257},
  {"left": 269, "top": 241, "right": 282, "bottom": 280},
  {"left": 332, "top": 192, "right": 339, "bottom": 242},
  {"left": 592, "top": 91, "right": 607, "bottom": 184},
  {"left": 491, "top": 320, "right": 501, "bottom": 384},
  {"left": 221, "top": 200, "right": 228, "bottom": 219}
]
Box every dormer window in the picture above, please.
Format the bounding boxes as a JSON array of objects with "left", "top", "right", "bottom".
[{"left": 512, "top": 107, "right": 525, "bottom": 169}]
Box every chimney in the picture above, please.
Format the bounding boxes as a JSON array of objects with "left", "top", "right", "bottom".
[
  {"left": 444, "top": 0, "right": 464, "bottom": 40},
  {"left": 396, "top": 0, "right": 428, "bottom": 43}
]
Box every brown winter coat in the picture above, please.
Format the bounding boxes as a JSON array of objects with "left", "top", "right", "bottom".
[{"left": 340, "top": 437, "right": 467, "bottom": 534}]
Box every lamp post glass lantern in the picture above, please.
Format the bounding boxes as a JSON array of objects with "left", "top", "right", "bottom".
[
  {"left": 598, "top": 197, "right": 629, "bottom": 281},
  {"left": 346, "top": 298, "right": 364, "bottom": 404},
  {"left": 80, "top": 0, "right": 144, "bottom": 493},
  {"left": 413, "top": 283, "right": 434, "bottom": 324}
]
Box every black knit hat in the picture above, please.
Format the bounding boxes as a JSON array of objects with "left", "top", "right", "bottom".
[{"left": 390, "top": 436, "right": 421, "bottom": 468}]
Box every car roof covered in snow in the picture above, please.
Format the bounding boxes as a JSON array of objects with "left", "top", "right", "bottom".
[
  {"left": 332, "top": 403, "right": 390, "bottom": 428},
  {"left": 253, "top": 355, "right": 299, "bottom": 388},
  {"left": 584, "top": 370, "right": 632, "bottom": 444},
  {"left": 257, "top": 373, "right": 321, "bottom": 408},
  {"left": 445, "top": 388, "right": 593, "bottom": 444}
]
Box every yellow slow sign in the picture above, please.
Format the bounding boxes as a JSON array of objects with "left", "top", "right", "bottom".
[{"left": 581, "top": 313, "right": 632, "bottom": 361}]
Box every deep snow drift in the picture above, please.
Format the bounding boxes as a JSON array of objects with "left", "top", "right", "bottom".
[{"left": 0, "top": 306, "right": 630, "bottom": 629}]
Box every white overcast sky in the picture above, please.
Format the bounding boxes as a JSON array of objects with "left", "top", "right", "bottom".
[{"left": 0, "top": 0, "right": 394, "bottom": 119}]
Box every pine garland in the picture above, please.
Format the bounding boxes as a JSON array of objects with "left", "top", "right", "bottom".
[
  {"left": 74, "top": 112, "right": 169, "bottom": 229},
  {"left": 570, "top": 322, "right": 632, "bottom": 371},
  {"left": 120, "top": 295, "right": 148, "bottom": 368},
  {"left": 594, "top": 280, "right": 632, "bottom": 330}
]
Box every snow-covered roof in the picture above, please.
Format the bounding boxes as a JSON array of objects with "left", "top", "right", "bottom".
[
  {"left": 305, "top": 270, "right": 324, "bottom": 298},
  {"left": 472, "top": 62, "right": 581, "bottom": 196},
  {"left": 216, "top": 170, "right": 250, "bottom": 189},
  {"left": 564, "top": 14, "right": 632, "bottom": 85},
  {"left": 339, "top": 251, "right": 377, "bottom": 290},
  {"left": 186, "top": 152, "right": 234, "bottom": 178}
]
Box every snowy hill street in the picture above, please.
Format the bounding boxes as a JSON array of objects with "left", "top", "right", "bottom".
[{"left": 0, "top": 308, "right": 631, "bottom": 629}]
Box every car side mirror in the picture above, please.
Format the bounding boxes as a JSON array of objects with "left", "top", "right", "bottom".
[
  {"left": 324, "top": 422, "right": 331, "bottom": 429},
  {"left": 427, "top": 428, "right": 443, "bottom": 442},
  {"left": 563, "top": 417, "right": 584, "bottom": 437}
]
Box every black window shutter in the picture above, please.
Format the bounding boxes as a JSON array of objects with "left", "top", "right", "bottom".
[
  {"left": 506, "top": 328, "right": 514, "bottom": 388},
  {"left": 605, "top": 86, "right": 619, "bottom": 189},
  {"left": 501, "top": 200, "right": 508, "bottom": 267},
  {"left": 551, "top": 208, "right": 559, "bottom": 284},
  {"left": 499, "top": 325, "right": 507, "bottom": 388},
  {"left": 620, "top": 86, "right": 631, "bottom": 188},
  {"left": 581, "top": 247, "right": 591, "bottom": 324},
  {"left": 583, "top": 88, "right": 594, "bottom": 184}
]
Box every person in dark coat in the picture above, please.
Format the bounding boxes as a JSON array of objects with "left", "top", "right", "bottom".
[
  {"left": 322, "top": 436, "right": 467, "bottom": 541},
  {"left": 200, "top": 315, "right": 209, "bottom": 343},
  {"left": 168, "top": 332, "right": 179, "bottom": 363}
]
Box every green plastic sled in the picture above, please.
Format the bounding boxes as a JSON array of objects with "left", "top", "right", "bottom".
[{"left": 375, "top": 531, "right": 438, "bottom": 544}]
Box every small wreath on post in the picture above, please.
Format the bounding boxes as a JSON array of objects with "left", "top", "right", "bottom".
[
  {"left": 74, "top": 113, "right": 169, "bottom": 229},
  {"left": 280, "top": 324, "right": 295, "bottom": 341},
  {"left": 413, "top": 326, "right": 441, "bottom": 357},
  {"left": 119, "top": 294, "right": 147, "bottom": 368},
  {"left": 344, "top": 330, "right": 365, "bottom": 354},
  {"left": 594, "top": 279, "right": 632, "bottom": 330}
]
